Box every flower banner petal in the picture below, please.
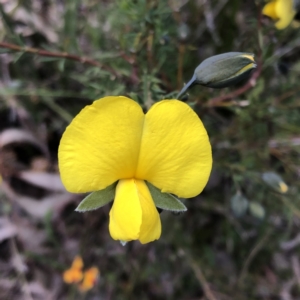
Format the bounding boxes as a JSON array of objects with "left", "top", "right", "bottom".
[
  {"left": 58, "top": 96, "right": 144, "bottom": 193},
  {"left": 262, "top": 1, "right": 278, "bottom": 20},
  {"left": 275, "top": 0, "right": 295, "bottom": 29},
  {"left": 136, "top": 100, "right": 212, "bottom": 198},
  {"left": 136, "top": 180, "right": 161, "bottom": 244},
  {"left": 109, "top": 179, "right": 142, "bottom": 241}
]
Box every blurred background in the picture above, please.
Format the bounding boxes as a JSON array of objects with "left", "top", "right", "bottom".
[{"left": 0, "top": 0, "right": 300, "bottom": 299}]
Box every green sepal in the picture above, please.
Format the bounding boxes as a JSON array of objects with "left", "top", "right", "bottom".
[
  {"left": 75, "top": 182, "right": 117, "bottom": 212},
  {"left": 146, "top": 182, "right": 187, "bottom": 212}
]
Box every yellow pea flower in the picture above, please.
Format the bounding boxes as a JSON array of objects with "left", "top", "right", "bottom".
[
  {"left": 263, "top": 0, "right": 296, "bottom": 29},
  {"left": 58, "top": 96, "right": 212, "bottom": 244},
  {"left": 79, "top": 267, "right": 99, "bottom": 292},
  {"left": 63, "top": 256, "right": 84, "bottom": 284}
]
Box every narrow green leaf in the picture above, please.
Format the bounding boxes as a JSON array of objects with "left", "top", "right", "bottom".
[
  {"left": 58, "top": 59, "right": 66, "bottom": 72},
  {"left": 13, "top": 51, "right": 25, "bottom": 64},
  {"left": 0, "top": 4, "right": 15, "bottom": 36},
  {"left": 146, "top": 182, "right": 187, "bottom": 212},
  {"left": 63, "top": 0, "right": 80, "bottom": 51},
  {"left": 75, "top": 182, "right": 117, "bottom": 212},
  {"left": 0, "top": 6, "right": 23, "bottom": 46}
]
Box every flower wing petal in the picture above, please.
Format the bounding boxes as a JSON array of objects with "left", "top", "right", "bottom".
[
  {"left": 58, "top": 96, "right": 144, "bottom": 193},
  {"left": 275, "top": 0, "right": 295, "bottom": 29},
  {"left": 109, "top": 179, "right": 142, "bottom": 241},
  {"left": 136, "top": 100, "right": 212, "bottom": 198},
  {"left": 136, "top": 180, "right": 161, "bottom": 244}
]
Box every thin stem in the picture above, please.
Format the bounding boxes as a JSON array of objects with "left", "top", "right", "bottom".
[
  {"left": 183, "top": 250, "right": 217, "bottom": 300},
  {"left": 177, "top": 43, "right": 185, "bottom": 90},
  {"left": 238, "top": 229, "right": 273, "bottom": 286},
  {"left": 0, "top": 42, "right": 119, "bottom": 78}
]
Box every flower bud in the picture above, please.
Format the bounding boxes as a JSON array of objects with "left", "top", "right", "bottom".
[
  {"left": 177, "top": 52, "right": 256, "bottom": 99},
  {"left": 177, "top": 23, "right": 190, "bottom": 42},
  {"left": 262, "top": 172, "right": 289, "bottom": 194}
]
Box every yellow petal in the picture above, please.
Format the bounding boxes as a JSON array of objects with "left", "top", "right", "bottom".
[
  {"left": 63, "top": 256, "right": 84, "bottom": 284},
  {"left": 109, "top": 179, "right": 142, "bottom": 241},
  {"left": 71, "top": 256, "right": 83, "bottom": 270},
  {"left": 275, "top": 0, "right": 296, "bottom": 29},
  {"left": 109, "top": 179, "right": 161, "bottom": 243},
  {"left": 136, "top": 100, "right": 212, "bottom": 198},
  {"left": 79, "top": 267, "right": 99, "bottom": 292},
  {"left": 58, "top": 96, "right": 144, "bottom": 193},
  {"left": 262, "top": 1, "right": 278, "bottom": 20},
  {"left": 136, "top": 180, "right": 161, "bottom": 244},
  {"left": 63, "top": 268, "right": 83, "bottom": 284}
]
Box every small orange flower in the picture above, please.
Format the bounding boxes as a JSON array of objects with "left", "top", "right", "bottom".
[
  {"left": 79, "top": 267, "right": 99, "bottom": 292},
  {"left": 63, "top": 256, "right": 83, "bottom": 284},
  {"left": 63, "top": 256, "right": 99, "bottom": 292}
]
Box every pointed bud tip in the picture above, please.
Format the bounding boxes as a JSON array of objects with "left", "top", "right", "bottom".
[{"left": 120, "top": 240, "right": 127, "bottom": 246}]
